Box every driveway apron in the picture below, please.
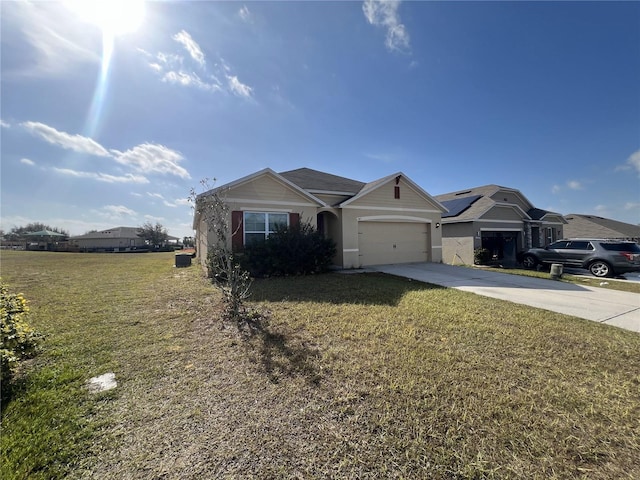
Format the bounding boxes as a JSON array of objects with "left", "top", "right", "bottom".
[{"left": 371, "top": 263, "right": 640, "bottom": 333}]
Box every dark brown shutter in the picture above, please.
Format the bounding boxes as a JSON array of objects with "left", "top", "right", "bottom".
[
  {"left": 231, "top": 211, "right": 243, "bottom": 252},
  {"left": 289, "top": 212, "right": 300, "bottom": 227}
]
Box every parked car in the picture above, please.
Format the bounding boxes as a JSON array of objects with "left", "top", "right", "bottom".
[{"left": 521, "top": 239, "right": 640, "bottom": 278}]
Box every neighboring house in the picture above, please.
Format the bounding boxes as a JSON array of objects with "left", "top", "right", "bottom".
[
  {"left": 434, "top": 185, "right": 566, "bottom": 266},
  {"left": 194, "top": 168, "right": 447, "bottom": 269},
  {"left": 70, "top": 227, "right": 147, "bottom": 252},
  {"left": 563, "top": 214, "right": 640, "bottom": 242}
]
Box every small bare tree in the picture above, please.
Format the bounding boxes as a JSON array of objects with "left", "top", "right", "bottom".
[{"left": 190, "top": 180, "right": 253, "bottom": 325}]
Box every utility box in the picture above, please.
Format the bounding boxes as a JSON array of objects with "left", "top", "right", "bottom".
[{"left": 175, "top": 253, "right": 192, "bottom": 268}]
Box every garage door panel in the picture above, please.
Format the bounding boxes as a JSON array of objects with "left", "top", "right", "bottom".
[{"left": 359, "top": 222, "right": 429, "bottom": 266}]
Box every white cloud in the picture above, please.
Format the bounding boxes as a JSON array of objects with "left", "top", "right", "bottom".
[
  {"left": 227, "top": 75, "right": 253, "bottom": 98},
  {"left": 616, "top": 149, "right": 640, "bottom": 177},
  {"left": 21, "top": 121, "right": 111, "bottom": 157},
  {"left": 1, "top": 119, "right": 10, "bottom": 128},
  {"left": 551, "top": 184, "right": 561, "bottom": 194},
  {"left": 624, "top": 202, "right": 640, "bottom": 211},
  {"left": 238, "top": 5, "right": 252, "bottom": 22},
  {"left": 363, "top": 0, "right": 411, "bottom": 53},
  {"left": 99, "top": 205, "right": 138, "bottom": 220},
  {"left": 113, "top": 143, "right": 191, "bottom": 179},
  {"left": 174, "top": 198, "right": 191, "bottom": 207},
  {"left": 173, "top": 30, "right": 205, "bottom": 67},
  {"left": 53, "top": 168, "right": 150, "bottom": 184},
  {"left": 162, "top": 71, "right": 221, "bottom": 92},
  {"left": 143, "top": 36, "right": 253, "bottom": 98},
  {"left": 147, "top": 192, "right": 165, "bottom": 199},
  {"left": 20, "top": 158, "right": 36, "bottom": 166},
  {"left": 567, "top": 180, "right": 583, "bottom": 190}
]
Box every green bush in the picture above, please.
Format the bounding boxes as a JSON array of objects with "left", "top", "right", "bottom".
[
  {"left": 242, "top": 222, "right": 336, "bottom": 277},
  {"left": 1, "top": 281, "right": 42, "bottom": 388},
  {"left": 474, "top": 248, "right": 492, "bottom": 265}
]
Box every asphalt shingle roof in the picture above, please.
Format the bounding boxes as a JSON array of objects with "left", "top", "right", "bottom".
[
  {"left": 564, "top": 214, "right": 640, "bottom": 240},
  {"left": 279, "top": 168, "right": 365, "bottom": 194}
]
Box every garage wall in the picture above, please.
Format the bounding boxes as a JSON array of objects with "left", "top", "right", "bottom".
[
  {"left": 341, "top": 208, "right": 441, "bottom": 268},
  {"left": 358, "top": 221, "right": 430, "bottom": 266},
  {"left": 441, "top": 222, "right": 475, "bottom": 265}
]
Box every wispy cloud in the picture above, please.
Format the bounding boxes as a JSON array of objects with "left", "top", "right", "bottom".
[
  {"left": 53, "top": 168, "right": 150, "bottom": 184},
  {"left": 227, "top": 75, "right": 253, "bottom": 98},
  {"left": 142, "top": 32, "right": 253, "bottom": 99},
  {"left": 624, "top": 201, "right": 640, "bottom": 211},
  {"left": 162, "top": 70, "right": 222, "bottom": 92},
  {"left": 113, "top": 143, "right": 191, "bottom": 179},
  {"left": 20, "top": 158, "right": 36, "bottom": 166},
  {"left": 238, "top": 5, "right": 252, "bottom": 22},
  {"left": 0, "top": 119, "right": 10, "bottom": 128},
  {"left": 21, "top": 120, "right": 191, "bottom": 181},
  {"left": 4, "top": 1, "right": 99, "bottom": 77},
  {"left": 552, "top": 180, "right": 584, "bottom": 194},
  {"left": 21, "top": 121, "right": 111, "bottom": 157},
  {"left": 98, "top": 205, "right": 138, "bottom": 221},
  {"left": 174, "top": 198, "right": 190, "bottom": 207},
  {"left": 363, "top": 0, "right": 411, "bottom": 53},
  {"left": 364, "top": 152, "right": 396, "bottom": 163},
  {"left": 616, "top": 149, "right": 640, "bottom": 177},
  {"left": 173, "top": 30, "right": 205, "bottom": 67}
]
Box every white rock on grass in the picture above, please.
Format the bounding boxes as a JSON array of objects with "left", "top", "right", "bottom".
[{"left": 87, "top": 372, "right": 117, "bottom": 393}]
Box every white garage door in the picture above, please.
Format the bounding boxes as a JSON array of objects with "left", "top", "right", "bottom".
[{"left": 358, "top": 221, "right": 430, "bottom": 266}]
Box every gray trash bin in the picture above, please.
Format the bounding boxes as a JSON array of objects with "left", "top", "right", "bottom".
[
  {"left": 175, "top": 253, "right": 192, "bottom": 268},
  {"left": 550, "top": 263, "right": 563, "bottom": 280}
]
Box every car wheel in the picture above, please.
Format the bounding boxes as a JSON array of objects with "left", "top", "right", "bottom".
[
  {"left": 522, "top": 254, "right": 537, "bottom": 269},
  {"left": 589, "top": 260, "right": 612, "bottom": 278}
]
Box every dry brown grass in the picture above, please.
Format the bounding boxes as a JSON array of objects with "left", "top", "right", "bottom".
[{"left": 2, "top": 251, "right": 639, "bottom": 479}]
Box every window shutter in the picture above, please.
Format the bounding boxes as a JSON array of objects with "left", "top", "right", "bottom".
[
  {"left": 289, "top": 212, "right": 300, "bottom": 227},
  {"left": 231, "top": 211, "right": 243, "bottom": 252}
]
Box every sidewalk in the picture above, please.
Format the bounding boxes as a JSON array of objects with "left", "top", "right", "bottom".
[{"left": 371, "top": 263, "right": 640, "bottom": 333}]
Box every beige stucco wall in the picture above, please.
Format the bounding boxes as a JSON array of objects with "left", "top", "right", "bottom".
[
  {"left": 75, "top": 237, "right": 146, "bottom": 250},
  {"left": 196, "top": 174, "right": 321, "bottom": 266}
]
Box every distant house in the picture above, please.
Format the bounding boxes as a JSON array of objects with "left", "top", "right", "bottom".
[
  {"left": 24, "top": 230, "right": 68, "bottom": 251},
  {"left": 194, "top": 167, "right": 447, "bottom": 268},
  {"left": 563, "top": 214, "right": 640, "bottom": 243},
  {"left": 434, "top": 185, "right": 566, "bottom": 265},
  {"left": 70, "top": 227, "right": 147, "bottom": 252}
]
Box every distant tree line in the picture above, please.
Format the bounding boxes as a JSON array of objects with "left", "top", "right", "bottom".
[{"left": 0, "top": 223, "right": 69, "bottom": 242}]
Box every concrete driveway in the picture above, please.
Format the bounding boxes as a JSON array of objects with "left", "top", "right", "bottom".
[{"left": 371, "top": 263, "right": 640, "bottom": 333}]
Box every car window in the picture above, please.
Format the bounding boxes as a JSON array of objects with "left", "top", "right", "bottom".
[
  {"left": 548, "top": 241, "right": 570, "bottom": 249},
  {"left": 567, "top": 241, "right": 592, "bottom": 250},
  {"left": 599, "top": 242, "right": 640, "bottom": 252}
]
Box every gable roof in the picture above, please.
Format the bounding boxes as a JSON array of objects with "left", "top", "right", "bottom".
[
  {"left": 279, "top": 168, "right": 365, "bottom": 195},
  {"left": 340, "top": 172, "right": 448, "bottom": 212},
  {"left": 435, "top": 184, "right": 562, "bottom": 223},
  {"left": 70, "top": 227, "right": 142, "bottom": 240},
  {"left": 564, "top": 214, "right": 640, "bottom": 239}
]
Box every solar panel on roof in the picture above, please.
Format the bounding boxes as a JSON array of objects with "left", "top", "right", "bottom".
[{"left": 441, "top": 195, "right": 482, "bottom": 218}]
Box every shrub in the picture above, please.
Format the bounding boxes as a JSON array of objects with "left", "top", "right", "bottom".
[
  {"left": 1, "top": 281, "right": 43, "bottom": 388},
  {"left": 242, "top": 222, "right": 336, "bottom": 277},
  {"left": 474, "top": 248, "right": 492, "bottom": 265}
]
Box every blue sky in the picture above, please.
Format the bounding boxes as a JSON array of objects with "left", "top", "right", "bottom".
[{"left": 1, "top": 0, "right": 639, "bottom": 239}]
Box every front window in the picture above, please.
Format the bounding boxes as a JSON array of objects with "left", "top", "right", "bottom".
[{"left": 244, "top": 212, "right": 288, "bottom": 245}]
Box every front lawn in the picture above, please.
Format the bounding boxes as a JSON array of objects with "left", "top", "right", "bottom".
[{"left": 1, "top": 251, "right": 639, "bottom": 479}]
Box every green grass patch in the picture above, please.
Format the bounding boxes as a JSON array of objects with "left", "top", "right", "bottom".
[
  {"left": 1, "top": 251, "right": 639, "bottom": 479},
  {"left": 472, "top": 265, "right": 640, "bottom": 294}
]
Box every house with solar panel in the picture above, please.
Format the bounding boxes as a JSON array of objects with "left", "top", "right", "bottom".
[
  {"left": 434, "top": 185, "right": 566, "bottom": 266},
  {"left": 194, "top": 168, "right": 448, "bottom": 269}
]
